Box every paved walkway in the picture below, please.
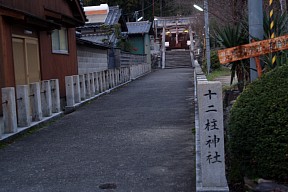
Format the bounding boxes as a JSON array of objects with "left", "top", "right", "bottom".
[{"left": 0, "top": 68, "right": 195, "bottom": 192}]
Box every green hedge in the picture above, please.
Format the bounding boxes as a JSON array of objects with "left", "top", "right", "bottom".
[{"left": 228, "top": 64, "right": 288, "bottom": 182}]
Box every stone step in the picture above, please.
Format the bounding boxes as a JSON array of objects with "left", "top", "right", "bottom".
[{"left": 165, "top": 51, "right": 192, "bottom": 68}]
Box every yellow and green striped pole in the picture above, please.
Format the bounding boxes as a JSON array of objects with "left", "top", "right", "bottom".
[{"left": 269, "top": 0, "right": 276, "bottom": 66}]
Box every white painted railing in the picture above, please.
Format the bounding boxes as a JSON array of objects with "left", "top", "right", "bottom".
[{"left": 1, "top": 79, "right": 61, "bottom": 140}]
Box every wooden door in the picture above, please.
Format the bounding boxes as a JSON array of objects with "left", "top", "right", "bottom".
[
  {"left": 12, "top": 36, "right": 41, "bottom": 85},
  {"left": 12, "top": 38, "right": 26, "bottom": 85}
]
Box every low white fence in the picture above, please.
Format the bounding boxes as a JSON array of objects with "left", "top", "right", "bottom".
[
  {"left": 0, "top": 63, "right": 152, "bottom": 140},
  {"left": 65, "top": 64, "right": 151, "bottom": 109},
  {"left": 1, "top": 79, "right": 61, "bottom": 140}
]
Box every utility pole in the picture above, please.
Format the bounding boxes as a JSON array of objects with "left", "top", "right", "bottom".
[
  {"left": 204, "top": 0, "right": 211, "bottom": 75},
  {"left": 248, "top": 0, "right": 263, "bottom": 81},
  {"left": 142, "top": 0, "right": 144, "bottom": 20},
  {"left": 160, "top": 0, "right": 162, "bottom": 16}
]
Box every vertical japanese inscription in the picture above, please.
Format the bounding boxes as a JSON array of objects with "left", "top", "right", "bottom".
[{"left": 197, "top": 81, "right": 228, "bottom": 187}]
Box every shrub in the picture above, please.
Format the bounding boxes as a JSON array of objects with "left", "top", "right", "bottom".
[
  {"left": 228, "top": 64, "right": 288, "bottom": 182},
  {"left": 202, "top": 50, "right": 221, "bottom": 72}
]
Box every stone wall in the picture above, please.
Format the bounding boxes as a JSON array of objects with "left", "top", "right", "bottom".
[{"left": 77, "top": 45, "right": 108, "bottom": 75}]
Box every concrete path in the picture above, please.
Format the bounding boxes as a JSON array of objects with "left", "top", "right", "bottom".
[{"left": 0, "top": 68, "right": 195, "bottom": 192}]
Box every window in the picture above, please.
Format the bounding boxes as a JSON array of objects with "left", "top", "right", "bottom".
[{"left": 51, "top": 28, "right": 68, "bottom": 54}]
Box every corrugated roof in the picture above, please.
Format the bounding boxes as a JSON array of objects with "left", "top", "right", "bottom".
[{"left": 126, "top": 21, "right": 152, "bottom": 34}]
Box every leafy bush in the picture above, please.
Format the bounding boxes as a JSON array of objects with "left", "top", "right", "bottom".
[
  {"left": 228, "top": 64, "right": 288, "bottom": 182},
  {"left": 202, "top": 50, "right": 221, "bottom": 72}
]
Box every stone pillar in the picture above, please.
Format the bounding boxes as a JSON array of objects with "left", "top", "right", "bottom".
[
  {"left": 127, "top": 67, "right": 130, "bottom": 82},
  {"left": 29, "top": 82, "right": 43, "bottom": 122},
  {"left": 107, "top": 70, "right": 111, "bottom": 89},
  {"left": 79, "top": 74, "right": 86, "bottom": 101},
  {"left": 89, "top": 73, "right": 95, "bottom": 96},
  {"left": 106, "top": 70, "right": 110, "bottom": 89},
  {"left": 119, "top": 68, "right": 123, "bottom": 83},
  {"left": 65, "top": 76, "right": 75, "bottom": 107},
  {"left": 73, "top": 75, "right": 81, "bottom": 104},
  {"left": 98, "top": 72, "right": 104, "bottom": 93},
  {"left": 102, "top": 71, "right": 107, "bottom": 91},
  {"left": 2, "top": 87, "right": 17, "bottom": 133},
  {"left": 109, "top": 70, "right": 113, "bottom": 88},
  {"left": 111, "top": 69, "right": 115, "bottom": 88},
  {"left": 130, "top": 66, "right": 134, "bottom": 80},
  {"left": 105, "top": 70, "right": 109, "bottom": 90},
  {"left": 197, "top": 81, "right": 229, "bottom": 191},
  {"left": 41, "top": 80, "right": 52, "bottom": 117},
  {"left": 85, "top": 74, "right": 91, "bottom": 98},
  {"left": 16, "top": 85, "right": 31, "bottom": 127},
  {"left": 94, "top": 72, "right": 100, "bottom": 94},
  {"left": 114, "top": 69, "right": 118, "bottom": 86},
  {"left": 50, "top": 79, "right": 61, "bottom": 113}
]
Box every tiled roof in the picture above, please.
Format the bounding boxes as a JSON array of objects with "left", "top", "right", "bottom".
[
  {"left": 126, "top": 21, "right": 152, "bottom": 34},
  {"left": 105, "top": 6, "right": 122, "bottom": 25},
  {"left": 80, "top": 33, "right": 117, "bottom": 47}
]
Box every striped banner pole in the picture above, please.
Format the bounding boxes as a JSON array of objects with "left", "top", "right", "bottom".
[{"left": 269, "top": 0, "right": 276, "bottom": 66}]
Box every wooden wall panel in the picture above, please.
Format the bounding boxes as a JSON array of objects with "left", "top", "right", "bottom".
[
  {"left": 0, "top": 16, "right": 15, "bottom": 115},
  {"left": 0, "top": 0, "right": 73, "bottom": 19},
  {"left": 39, "top": 28, "right": 78, "bottom": 97}
]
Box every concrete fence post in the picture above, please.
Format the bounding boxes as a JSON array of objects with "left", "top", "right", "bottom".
[
  {"left": 29, "top": 82, "right": 43, "bottom": 122},
  {"left": 127, "top": 67, "right": 130, "bottom": 82},
  {"left": 105, "top": 70, "right": 110, "bottom": 90},
  {"left": 50, "top": 79, "right": 61, "bottom": 113},
  {"left": 2, "top": 87, "right": 17, "bottom": 134},
  {"left": 119, "top": 68, "right": 122, "bottom": 83},
  {"left": 125, "top": 67, "right": 130, "bottom": 82},
  {"left": 105, "top": 70, "right": 109, "bottom": 90},
  {"left": 79, "top": 74, "right": 86, "bottom": 101},
  {"left": 115, "top": 69, "right": 119, "bottom": 86},
  {"left": 16, "top": 85, "right": 31, "bottom": 127},
  {"left": 41, "top": 80, "right": 52, "bottom": 117},
  {"left": 99, "top": 72, "right": 104, "bottom": 93},
  {"left": 112, "top": 69, "right": 115, "bottom": 88},
  {"left": 108, "top": 70, "right": 112, "bottom": 89},
  {"left": 130, "top": 66, "right": 133, "bottom": 80},
  {"left": 89, "top": 73, "right": 95, "bottom": 96},
  {"left": 106, "top": 70, "right": 110, "bottom": 89},
  {"left": 65, "top": 76, "right": 75, "bottom": 107},
  {"left": 85, "top": 73, "right": 91, "bottom": 98},
  {"left": 94, "top": 72, "right": 100, "bottom": 94},
  {"left": 73, "top": 75, "right": 81, "bottom": 104},
  {"left": 102, "top": 71, "right": 107, "bottom": 91}
]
